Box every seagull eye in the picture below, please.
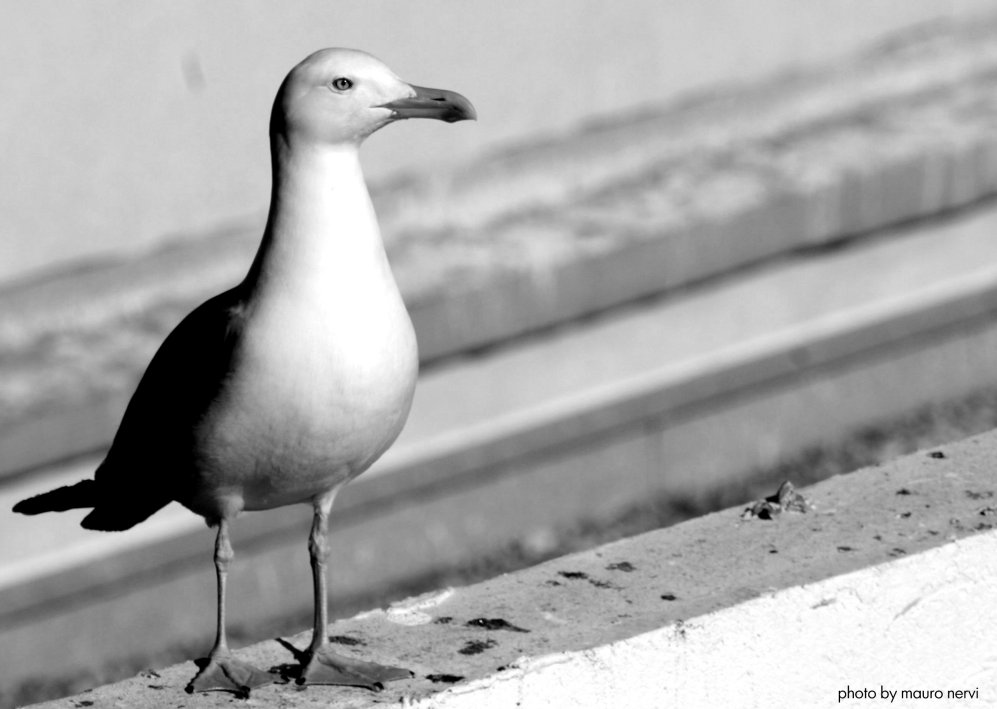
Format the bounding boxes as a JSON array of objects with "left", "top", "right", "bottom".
[{"left": 331, "top": 77, "right": 354, "bottom": 91}]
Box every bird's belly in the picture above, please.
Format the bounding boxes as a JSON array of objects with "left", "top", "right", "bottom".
[{"left": 186, "top": 300, "right": 418, "bottom": 516}]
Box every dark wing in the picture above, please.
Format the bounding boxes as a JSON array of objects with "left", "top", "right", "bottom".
[{"left": 83, "top": 287, "right": 245, "bottom": 530}]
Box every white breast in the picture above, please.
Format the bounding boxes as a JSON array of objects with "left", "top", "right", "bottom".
[{"left": 184, "top": 145, "right": 419, "bottom": 515}]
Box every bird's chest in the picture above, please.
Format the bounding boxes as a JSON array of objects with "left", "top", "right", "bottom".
[{"left": 197, "top": 288, "right": 418, "bottom": 507}]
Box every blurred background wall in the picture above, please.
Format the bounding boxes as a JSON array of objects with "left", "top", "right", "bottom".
[{"left": 1, "top": 0, "right": 993, "bottom": 287}]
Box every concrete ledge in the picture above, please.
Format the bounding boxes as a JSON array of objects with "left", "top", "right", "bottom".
[
  {"left": 7, "top": 17, "right": 997, "bottom": 477},
  {"left": 25, "top": 428, "right": 997, "bottom": 708}
]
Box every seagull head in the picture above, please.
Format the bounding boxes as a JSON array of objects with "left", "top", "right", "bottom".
[{"left": 272, "top": 48, "right": 476, "bottom": 147}]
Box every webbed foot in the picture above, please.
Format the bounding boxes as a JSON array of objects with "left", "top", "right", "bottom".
[
  {"left": 186, "top": 651, "right": 272, "bottom": 698},
  {"left": 298, "top": 645, "right": 412, "bottom": 690}
]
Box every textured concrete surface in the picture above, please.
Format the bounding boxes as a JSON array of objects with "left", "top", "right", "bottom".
[
  {"left": 6, "top": 17, "right": 997, "bottom": 477},
  {"left": 412, "top": 533, "right": 997, "bottom": 709},
  {"left": 23, "top": 429, "right": 997, "bottom": 708}
]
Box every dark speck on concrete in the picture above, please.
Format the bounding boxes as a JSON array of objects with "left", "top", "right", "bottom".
[
  {"left": 74, "top": 703, "right": 94, "bottom": 708},
  {"left": 427, "top": 673, "right": 465, "bottom": 684},
  {"left": 768, "top": 548, "right": 778, "bottom": 554},
  {"left": 660, "top": 593, "right": 678, "bottom": 601},
  {"left": 606, "top": 561, "right": 636, "bottom": 572},
  {"left": 434, "top": 616, "right": 454, "bottom": 625},
  {"left": 459, "top": 639, "right": 498, "bottom": 655},
  {"left": 837, "top": 546, "right": 855, "bottom": 552},
  {"left": 559, "top": 571, "right": 589, "bottom": 580},
  {"left": 896, "top": 488, "right": 912, "bottom": 495},
  {"left": 928, "top": 450, "right": 946, "bottom": 459},
  {"left": 888, "top": 548, "right": 907, "bottom": 557},
  {"left": 328, "top": 634, "right": 365, "bottom": 646},
  {"left": 898, "top": 511, "right": 912, "bottom": 519},
  {"left": 466, "top": 618, "right": 530, "bottom": 633},
  {"left": 269, "top": 661, "right": 297, "bottom": 680},
  {"left": 544, "top": 580, "right": 563, "bottom": 586},
  {"left": 966, "top": 490, "right": 994, "bottom": 500},
  {"left": 558, "top": 570, "right": 617, "bottom": 589}
]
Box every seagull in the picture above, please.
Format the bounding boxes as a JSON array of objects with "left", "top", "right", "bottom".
[{"left": 14, "top": 48, "right": 475, "bottom": 697}]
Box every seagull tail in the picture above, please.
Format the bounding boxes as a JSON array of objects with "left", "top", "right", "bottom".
[
  {"left": 13, "top": 479, "right": 98, "bottom": 515},
  {"left": 79, "top": 503, "right": 166, "bottom": 532},
  {"left": 13, "top": 478, "right": 166, "bottom": 531}
]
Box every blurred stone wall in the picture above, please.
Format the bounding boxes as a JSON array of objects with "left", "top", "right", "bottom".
[{"left": 0, "top": 0, "right": 991, "bottom": 285}]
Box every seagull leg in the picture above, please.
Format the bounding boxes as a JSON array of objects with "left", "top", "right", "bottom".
[
  {"left": 186, "top": 518, "right": 271, "bottom": 697},
  {"left": 298, "top": 490, "right": 412, "bottom": 689}
]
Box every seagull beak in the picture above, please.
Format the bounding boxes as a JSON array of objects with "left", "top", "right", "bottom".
[{"left": 380, "top": 84, "right": 477, "bottom": 123}]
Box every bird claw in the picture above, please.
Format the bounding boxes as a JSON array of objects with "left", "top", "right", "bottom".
[
  {"left": 186, "top": 652, "right": 272, "bottom": 697},
  {"left": 297, "top": 646, "right": 412, "bottom": 690}
]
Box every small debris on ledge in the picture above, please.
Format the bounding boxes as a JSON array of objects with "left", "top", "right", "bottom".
[{"left": 741, "top": 481, "right": 813, "bottom": 520}]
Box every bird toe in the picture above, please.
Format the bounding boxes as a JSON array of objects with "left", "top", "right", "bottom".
[
  {"left": 297, "top": 646, "right": 412, "bottom": 690},
  {"left": 186, "top": 652, "right": 272, "bottom": 697}
]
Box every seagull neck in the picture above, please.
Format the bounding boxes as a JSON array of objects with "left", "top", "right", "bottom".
[{"left": 245, "top": 141, "right": 386, "bottom": 297}]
